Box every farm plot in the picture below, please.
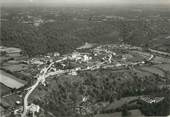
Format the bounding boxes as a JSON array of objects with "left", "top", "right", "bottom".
[
  {"left": 139, "top": 66, "right": 165, "bottom": 77},
  {"left": 0, "top": 70, "right": 26, "bottom": 89},
  {"left": 0, "top": 83, "right": 11, "bottom": 96},
  {"left": 104, "top": 96, "right": 139, "bottom": 111},
  {"left": 152, "top": 56, "right": 170, "bottom": 64},
  {"left": 154, "top": 64, "right": 170, "bottom": 72},
  {"left": 2, "top": 64, "right": 28, "bottom": 72}
]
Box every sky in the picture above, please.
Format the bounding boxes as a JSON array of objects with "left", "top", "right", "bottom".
[{"left": 1, "top": 0, "right": 170, "bottom": 5}]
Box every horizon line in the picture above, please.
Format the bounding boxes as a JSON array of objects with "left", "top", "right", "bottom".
[{"left": 1, "top": 2, "right": 170, "bottom": 7}]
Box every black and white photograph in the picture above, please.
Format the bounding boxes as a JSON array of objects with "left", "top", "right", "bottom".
[{"left": 1, "top": 0, "right": 170, "bottom": 117}]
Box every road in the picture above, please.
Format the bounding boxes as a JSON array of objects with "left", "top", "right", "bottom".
[
  {"left": 21, "top": 57, "right": 68, "bottom": 117},
  {"left": 21, "top": 62, "right": 54, "bottom": 117}
]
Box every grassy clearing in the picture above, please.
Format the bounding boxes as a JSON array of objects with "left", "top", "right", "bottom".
[
  {"left": 2, "top": 64, "right": 28, "bottom": 72},
  {"left": 1, "top": 94, "right": 22, "bottom": 107},
  {"left": 155, "top": 64, "right": 170, "bottom": 72},
  {"left": 139, "top": 66, "right": 165, "bottom": 77},
  {"left": 0, "top": 83, "right": 11, "bottom": 96},
  {"left": 105, "top": 96, "right": 138, "bottom": 111},
  {"left": 0, "top": 70, "right": 26, "bottom": 89},
  {"left": 152, "top": 56, "right": 170, "bottom": 64}
]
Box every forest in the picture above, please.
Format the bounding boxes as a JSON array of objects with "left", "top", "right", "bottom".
[{"left": 1, "top": 7, "right": 170, "bottom": 57}]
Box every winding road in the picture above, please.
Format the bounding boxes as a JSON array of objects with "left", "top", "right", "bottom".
[
  {"left": 21, "top": 62, "right": 54, "bottom": 117},
  {"left": 21, "top": 57, "right": 68, "bottom": 117}
]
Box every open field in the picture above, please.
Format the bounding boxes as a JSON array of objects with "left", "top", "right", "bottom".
[
  {"left": 105, "top": 96, "right": 139, "bottom": 111},
  {"left": 0, "top": 83, "right": 11, "bottom": 96},
  {"left": 1, "top": 94, "right": 22, "bottom": 108},
  {"left": 152, "top": 56, "right": 170, "bottom": 64},
  {"left": 140, "top": 66, "right": 165, "bottom": 77},
  {"left": 2, "top": 64, "right": 28, "bottom": 72},
  {"left": 155, "top": 64, "right": 170, "bottom": 72},
  {"left": 0, "top": 70, "right": 26, "bottom": 89}
]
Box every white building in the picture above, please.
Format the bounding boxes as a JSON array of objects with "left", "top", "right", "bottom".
[
  {"left": 69, "top": 71, "right": 78, "bottom": 76},
  {"left": 29, "top": 104, "right": 40, "bottom": 113},
  {"left": 83, "top": 55, "right": 91, "bottom": 62}
]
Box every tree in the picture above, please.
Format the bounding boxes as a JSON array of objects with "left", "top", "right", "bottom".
[{"left": 0, "top": 51, "right": 7, "bottom": 56}]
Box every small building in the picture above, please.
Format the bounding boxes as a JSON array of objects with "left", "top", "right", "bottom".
[
  {"left": 83, "top": 55, "right": 91, "bottom": 62},
  {"left": 15, "top": 101, "right": 21, "bottom": 105},
  {"left": 29, "top": 104, "right": 40, "bottom": 113},
  {"left": 31, "top": 58, "right": 44, "bottom": 65},
  {"left": 69, "top": 71, "right": 77, "bottom": 76},
  {"left": 54, "top": 52, "right": 60, "bottom": 57},
  {"left": 71, "top": 52, "right": 81, "bottom": 59}
]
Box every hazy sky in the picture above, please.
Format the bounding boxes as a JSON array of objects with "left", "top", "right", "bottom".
[{"left": 1, "top": 0, "right": 170, "bottom": 5}]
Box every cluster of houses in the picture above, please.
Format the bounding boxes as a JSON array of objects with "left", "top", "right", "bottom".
[
  {"left": 69, "top": 52, "right": 92, "bottom": 62},
  {"left": 16, "top": 15, "right": 44, "bottom": 27},
  {"left": 14, "top": 103, "right": 40, "bottom": 117},
  {"left": 29, "top": 43, "right": 155, "bottom": 78}
]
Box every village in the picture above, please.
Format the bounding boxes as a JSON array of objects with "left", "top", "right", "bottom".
[{"left": 0, "top": 43, "right": 170, "bottom": 117}]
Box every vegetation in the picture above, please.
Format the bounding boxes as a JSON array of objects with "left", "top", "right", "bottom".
[
  {"left": 1, "top": 6, "right": 170, "bottom": 117},
  {"left": 1, "top": 6, "right": 170, "bottom": 57},
  {"left": 30, "top": 69, "right": 170, "bottom": 116},
  {"left": 140, "top": 88, "right": 170, "bottom": 116}
]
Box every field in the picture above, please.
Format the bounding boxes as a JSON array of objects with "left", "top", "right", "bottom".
[
  {"left": 1, "top": 94, "right": 22, "bottom": 108},
  {"left": 155, "top": 64, "right": 170, "bottom": 72},
  {"left": 152, "top": 56, "right": 170, "bottom": 64},
  {"left": 0, "top": 83, "right": 11, "bottom": 96},
  {"left": 2, "top": 64, "right": 28, "bottom": 72},
  {"left": 104, "top": 96, "right": 139, "bottom": 111},
  {"left": 140, "top": 66, "right": 165, "bottom": 77},
  {"left": 0, "top": 70, "right": 26, "bottom": 89}
]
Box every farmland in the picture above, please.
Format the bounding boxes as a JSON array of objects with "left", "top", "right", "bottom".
[
  {"left": 0, "top": 70, "right": 27, "bottom": 89},
  {"left": 0, "top": 83, "right": 11, "bottom": 96}
]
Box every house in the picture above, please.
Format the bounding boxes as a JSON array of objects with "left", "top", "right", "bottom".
[
  {"left": 69, "top": 71, "right": 77, "bottom": 76},
  {"left": 31, "top": 58, "right": 44, "bottom": 65},
  {"left": 71, "top": 52, "right": 81, "bottom": 59},
  {"left": 83, "top": 55, "right": 91, "bottom": 62},
  {"left": 28, "top": 104, "right": 40, "bottom": 113},
  {"left": 54, "top": 52, "right": 60, "bottom": 57}
]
